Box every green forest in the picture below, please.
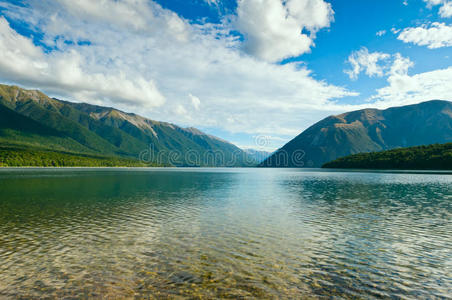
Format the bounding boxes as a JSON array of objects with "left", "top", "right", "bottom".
[
  {"left": 322, "top": 143, "right": 452, "bottom": 170},
  {"left": 0, "top": 145, "right": 161, "bottom": 167}
]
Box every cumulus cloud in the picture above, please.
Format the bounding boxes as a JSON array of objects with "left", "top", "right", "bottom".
[
  {"left": 235, "top": 0, "right": 334, "bottom": 62},
  {"left": 344, "top": 48, "right": 415, "bottom": 92},
  {"left": 344, "top": 48, "right": 391, "bottom": 80},
  {"left": 3, "top": 0, "right": 451, "bottom": 149},
  {"left": 346, "top": 48, "right": 452, "bottom": 109},
  {"left": 376, "top": 30, "right": 386, "bottom": 37},
  {"left": 389, "top": 53, "right": 414, "bottom": 76},
  {"left": 398, "top": 22, "right": 452, "bottom": 48},
  {"left": 396, "top": 0, "right": 452, "bottom": 49},
  {"left": 0, "top": 17, "right": 165, "bottom": 108},
  {"left": 0, "top": 0, "right": 355, "bottom": 142},
  {"left": 341, "top": 45, "right": 452, "bottom": 114},
  {"left": 373, "top": 66, "right": 452, "bottom": 107},
  {"left": 424, "top": 0, "right": 452, "bottom": 18}
]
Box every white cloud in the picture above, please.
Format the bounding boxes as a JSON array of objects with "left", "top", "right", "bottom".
[
  {"left": 344, "top": 48, "right": 391, "bottom": 80},
  {"left": 204, "top": 0, "right": 219, "bottom": 5},
  {"left": 55, "top": 0, "right": 188, "bottom": 40},
  {"left": 376, "top": 30, "right": 386, "bottom": 37},
  {"left": 424, "top": 0, "right": 443, "bottom": 5},
  {"left": 344, "top": 49, "right": 415, "bottom": 90},
  {"left": 373, "top": 66, "right": 452, "bottom": 107},
  {"left": 341, "top": 46, "right": 452, "bottom": 115},
  {"left": 424, "top": 0, "right": 452, "bottom": 17},
  {"left": 0, "top": 17, "right": 165, "bottom": 108},
  {"left": 189, "top": 93, "right": 201, "bottom": 110},
  {"left": 391, "top": 27, "right": 401, "bottom": 34},
  {"left": 389, "top": 53, "right": 414, "bottom": 76},
  {"left": 348, "top": 49, "right": 452, "bottom": 109},
  {"left": 235, "top": 0, "right": 334, "bottom": 62},
  {"left": 439, "top": 2, "right": 452, "bottom": 17},
  {"left": 174, "top": 104, "right": 188, "bottom": 116},
  {"left": 0, "top": 0, "right": 356, "bottom": 142},
  {"left": 4, "top": 0, "right": 451, "bottom": 149},
  {"left": 398, "top": 22, "right": 452, "bottom": 48}
]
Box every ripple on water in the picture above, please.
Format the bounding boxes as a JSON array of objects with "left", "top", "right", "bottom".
[{"left": 0, "top": 168, "right": 451, "bottom": 298}]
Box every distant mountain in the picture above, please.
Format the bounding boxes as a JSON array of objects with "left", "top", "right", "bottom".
[
  {"left": 243, "top": 149, "right": 272, "bottom": 163},
  {"left": 260, "top": 100, "right": 452, "bottom": 167},
  {"left": 322, "top": 143, "right": 452, "bottom": 170},
  {"left": 0, "top": 84, "right": 254, "bottom": 167}
]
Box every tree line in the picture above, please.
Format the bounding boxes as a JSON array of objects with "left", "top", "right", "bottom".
[{"left": 322, "top": 143, "right": 452, "bottom": 170}]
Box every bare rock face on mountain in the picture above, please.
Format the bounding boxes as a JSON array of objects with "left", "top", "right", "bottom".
[{"left": 260, "top": 100, "right": 452, "bottom": 167}]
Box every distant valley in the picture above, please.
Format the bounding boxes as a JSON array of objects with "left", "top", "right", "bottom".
[
  {"left": 2, "top": 84, "right": 452, "bottom": 169},
  {"left": 243, "top": 149, "right": 272, "bottom": 163}
]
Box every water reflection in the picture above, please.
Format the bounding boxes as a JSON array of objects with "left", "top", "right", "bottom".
[{"left": 0, "top": 168, "right": 451, "bottom": 298}]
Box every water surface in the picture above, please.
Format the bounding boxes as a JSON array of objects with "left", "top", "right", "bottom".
[{"left": 0, "top": 168, "right": 451, "bottom": 298}]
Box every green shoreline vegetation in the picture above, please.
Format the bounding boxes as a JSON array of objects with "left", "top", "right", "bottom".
[
  {"left": 322, "top": 143, "right": 452, "bottom": 170},
  {"left": 0, "top": 144, "right": 161, "bottom": 167}
]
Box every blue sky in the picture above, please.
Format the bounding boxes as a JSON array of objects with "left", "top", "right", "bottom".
[{"left": 0, "top": 0, "right": 452, "bottom": 151}]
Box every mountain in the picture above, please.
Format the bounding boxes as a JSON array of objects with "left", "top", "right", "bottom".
[
  {"left": 0, "top": 84, "right": 254, "bottom": 167},
  {"left": 260, "top": 100, "right": 452, "bottom": 168},
  {"left": 243, "top": 149, "right": 272, "bottom": 163},
  {"left": 322, "top": 143, "right": 452, "bottom": 170}
]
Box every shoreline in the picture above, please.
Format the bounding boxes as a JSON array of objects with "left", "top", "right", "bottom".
[{"left": 1, "top": 166, "right": 452, "bottom": 175}]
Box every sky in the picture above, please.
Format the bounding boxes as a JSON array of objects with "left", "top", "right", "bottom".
[{"left": 0, "top": 0, "right": 452, "bottom": 151}]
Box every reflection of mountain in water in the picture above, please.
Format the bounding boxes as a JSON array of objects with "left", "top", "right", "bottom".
[{"left": 0, "top": 169, "right": 450, "bottom": 298}]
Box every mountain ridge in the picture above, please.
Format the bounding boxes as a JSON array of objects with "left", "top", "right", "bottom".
[
  {"left": 260, "top": 100, "right": 452, "bottom": 167},
  {"left": 0, "top": 84, "right": 255, "bottom": 167}
]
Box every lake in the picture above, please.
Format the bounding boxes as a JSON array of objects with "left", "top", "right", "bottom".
[{"left": 0, "top": 168, "right": 451, "bottom": 298}]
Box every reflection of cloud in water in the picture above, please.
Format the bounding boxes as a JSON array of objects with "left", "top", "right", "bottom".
[{"left": 0, "top": 169, "right": 451, "bottom": 298}]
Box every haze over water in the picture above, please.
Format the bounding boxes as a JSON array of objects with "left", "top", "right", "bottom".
[{"left": 0, "top": 168, "right": 451, "bottom": 298}]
